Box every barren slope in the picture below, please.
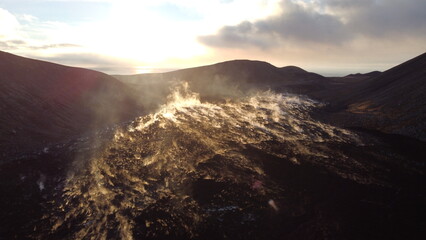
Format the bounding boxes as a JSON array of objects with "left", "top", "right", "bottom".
[
  {"left": 316, "top": 52, "right": 426, "bottom": 140},
  {"left": 0, "top": 51, "right": 141, "bottom": 159}
]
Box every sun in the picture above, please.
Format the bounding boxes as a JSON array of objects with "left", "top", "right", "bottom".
[
  {"left": 87, "top": 0, "right": 207, "bottom": 65},
  {"left": 135, "top": 66, "right": 154, "bottom": 74}
]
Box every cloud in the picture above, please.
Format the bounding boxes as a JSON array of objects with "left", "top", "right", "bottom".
[
  {"left": 0, "top": 8, "right": 20, "bottom": 37},
  {"left": 199, "top": 0, "right": 426, "bottom": 49},
  {"left": 198, "top": 0, "right": 349, "bottom": 48},
  {"left": 258, "top": 0, "right": 349, "bottom": 44},
  {"left": 199, "top": 21, "right": 275, "bottom": 49},
  {"left": 29, "top": 43, "right": 81, "bottom": 50},
  {"left": 37, "top": 52, "right": 121, "bottom": 65},
  {"left": 0, "top": 39, "right": 80, "bottom": 50},
  {"left": 341, "top": 0, "right": 426, "bottom": 38},
  {"left": 0, "top": 39, "right": 25, "bottom": 50},
  {"left": 321, "top": 0, "right": 375, "bottom": 10},
  {"left": 16, "top": 14, "right": 39, "bottom": 22},
  {"left": 0, "top": 6, "right": 85, "bottom": 56}
]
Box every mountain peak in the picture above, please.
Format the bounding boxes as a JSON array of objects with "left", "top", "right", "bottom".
[{"left": 280, "top": 65, "right": 308, "bottom": 73}]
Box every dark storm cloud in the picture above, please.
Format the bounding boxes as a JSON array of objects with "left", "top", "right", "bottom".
[
  {"left": 342, "top": 0, "right": 426, "bottom": 38},
  {"left": 257, "top": 0, "right": 349, "bottom": 44},
  {"left": 199, "top": 0, "right": 426, "bottom": 49},
  {"left": 199, "top": 0, "right": 349, "bottom": 48}
]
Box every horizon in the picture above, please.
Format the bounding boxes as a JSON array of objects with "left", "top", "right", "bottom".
[
  {"left": 1, "top": 0, "right": 425, "bottom": 75},
  {"left": 3, "top": 49, "right": 400, "bottom": 77}
]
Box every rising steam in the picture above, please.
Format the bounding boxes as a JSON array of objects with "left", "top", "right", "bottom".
[{"left": 46, "top": 83, "right": 369, "bottom": 239}]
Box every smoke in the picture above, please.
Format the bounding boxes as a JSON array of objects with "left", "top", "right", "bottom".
[{"left": 112, "top": 61, "right": 274, "bottom": 114}]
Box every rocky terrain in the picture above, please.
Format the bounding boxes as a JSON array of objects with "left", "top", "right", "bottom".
[
  {"left": 115, "top": 53, "right": 426, "bottom": 141},
  {"left": 0, "top": 51, "right": 424, "bottom": 239}
]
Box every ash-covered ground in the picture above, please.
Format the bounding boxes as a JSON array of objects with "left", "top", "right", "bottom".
[{"left": 0, "top": 84, "right": 424, "bottom": 239}]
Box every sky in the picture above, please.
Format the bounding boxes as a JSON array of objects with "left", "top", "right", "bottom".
[{"left": 0, "top": 0, "right": 425, "bottom": 76}]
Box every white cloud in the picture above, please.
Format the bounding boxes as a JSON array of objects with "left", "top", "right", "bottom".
[
  {"left": 16, "top": 14, "right": 39, "bottom": 23},
  {"left": 0, "top": 8, "right": 20, "bottom": 38}
]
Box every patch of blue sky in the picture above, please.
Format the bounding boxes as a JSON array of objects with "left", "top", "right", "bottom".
[
  {"left": 0, "top": 1, "right": 112, "bottom": 23},
  {"left": 150, "top": 2, "right": 203, "bottom": 22}
]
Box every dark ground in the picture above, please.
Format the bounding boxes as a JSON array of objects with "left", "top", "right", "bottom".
[{"left": 0, "top": 127, "right": 424, "bottom": 240}]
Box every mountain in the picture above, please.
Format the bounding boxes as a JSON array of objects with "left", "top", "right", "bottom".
[
  {"left": 0, "top": 51, "right": 141, "bottom": 159},
  {"left": 114, "top": 60, "right": 327, "bottom": 110},
  {"left": 115, "top": 55, "right": 426, "bottom": 141},
  {"left": 345, "top": 71, "right": 382, "bottom": 79},
  {"left": 116, "top": 60, "right": 326, "bottom": 88},
  {"left": 316, "top": 52, "right": 426, "bottom": 141}
]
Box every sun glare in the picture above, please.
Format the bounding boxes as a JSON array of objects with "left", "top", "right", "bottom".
[
  {"left": 135, "top": 66, "right": 154, "bottom": 74},
  {"left": 86, "top": 1, "right": 207, "bottom": 65}
]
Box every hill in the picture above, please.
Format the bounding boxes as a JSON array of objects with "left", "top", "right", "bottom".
[
  {"left": 114, "top": 60, "right": 327, "bottom": 110},
  {"left": 316, "top": 52, "right": 426, "bottom": 140},
  {"left": 345, "top": 71, "right": 382, "bottom": 79},
  {"left": 0, "top": 51, "right": 141, "bottom": 159}
]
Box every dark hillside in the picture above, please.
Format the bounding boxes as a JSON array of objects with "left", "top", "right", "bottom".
[{"left": 0, "top": 51, "right": 141, "bottom": 159}]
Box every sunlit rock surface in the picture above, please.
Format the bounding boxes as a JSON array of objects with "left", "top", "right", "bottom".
[{"left": 0, "top": 84, "right": 424, "bottom": 240}]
